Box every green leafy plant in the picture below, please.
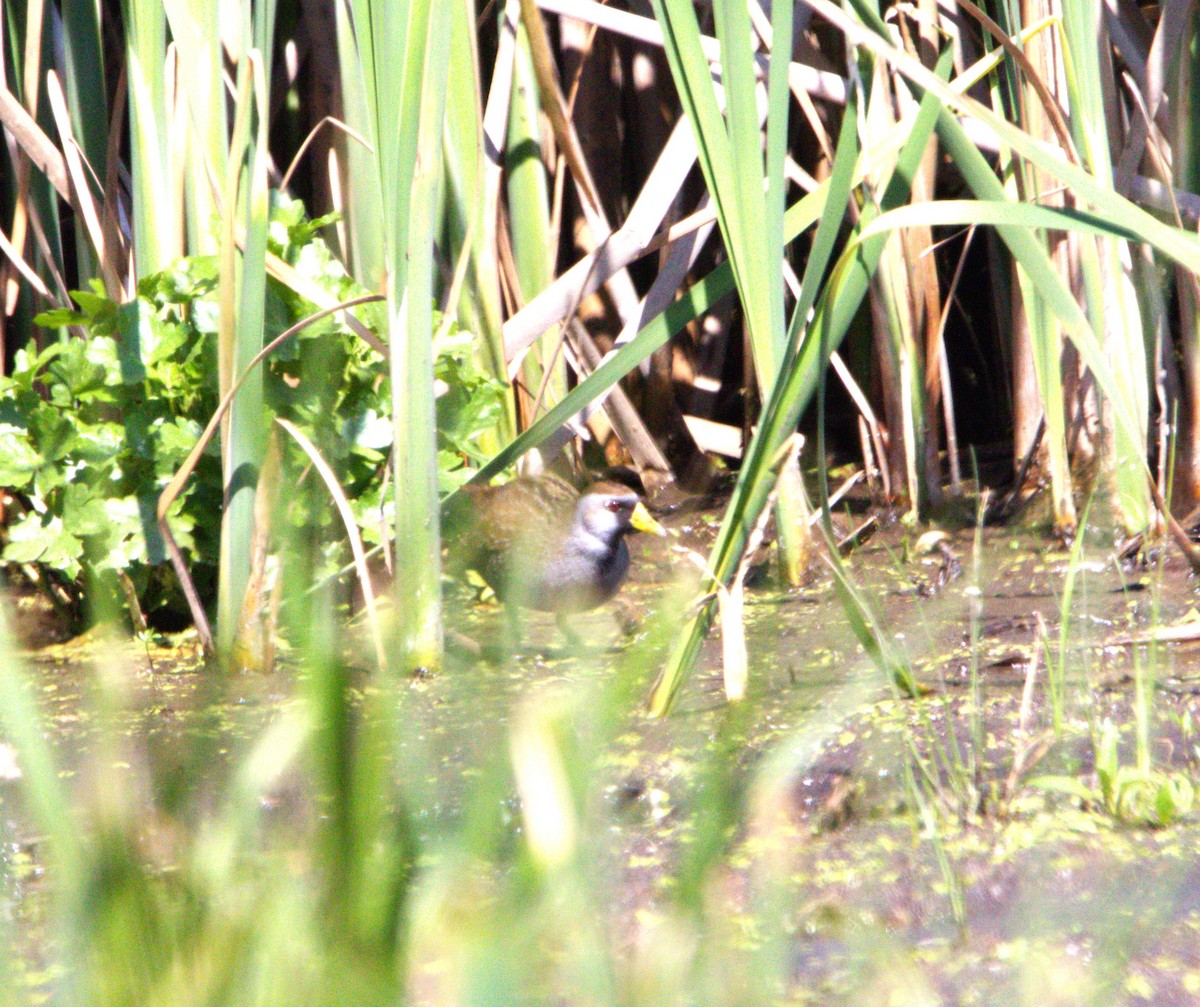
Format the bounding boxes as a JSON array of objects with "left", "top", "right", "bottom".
[
  {"left": 2, "top": 273, "right": 220, "bottom": 622},
  {"left": 0, "top": 196, "right": 503, "bottom": 629},
  {"left": 1094, "top": 720, "right": 1195, "bottom": 827},
  {"left": 1031, "top": 720, "right": 1195, "bottom": 828}
]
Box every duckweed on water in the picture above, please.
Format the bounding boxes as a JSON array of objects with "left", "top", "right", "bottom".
[{"left": 4, "top": 527, "right": 1200, "bottom": 1004}]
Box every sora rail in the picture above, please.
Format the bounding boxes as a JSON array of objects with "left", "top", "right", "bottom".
[{"left": 446, "top": 475, "right": 666, "bottom": 638}]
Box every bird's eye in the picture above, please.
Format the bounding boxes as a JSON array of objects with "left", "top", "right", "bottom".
[{"left": 606, "top": 499, "right": 624, "bottom": 513}]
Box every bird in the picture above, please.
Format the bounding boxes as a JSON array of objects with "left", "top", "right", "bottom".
[{"left": 444, "top": 474, "right": 666, "bottom": 643}]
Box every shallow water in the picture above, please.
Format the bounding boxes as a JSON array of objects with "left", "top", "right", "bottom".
[{"left": 4, "top": 520, "right": 1200, "bottom": 1004}]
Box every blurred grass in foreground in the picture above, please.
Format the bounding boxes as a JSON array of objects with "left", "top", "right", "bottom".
[
  {"left": 3, "top": 523, "right": 1199, "bottom": 1006},
  {"left": 0, "top": 569, "right": 877, "bottom": 1007}
]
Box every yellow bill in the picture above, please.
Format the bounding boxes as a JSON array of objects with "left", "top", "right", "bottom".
[{"left": 630, "top": 501, "right": 667, "bottom": 537}]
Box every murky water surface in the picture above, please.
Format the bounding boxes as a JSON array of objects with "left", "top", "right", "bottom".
[{"left": 5, "top": 519, "right": 1200, "bottom": 1004}]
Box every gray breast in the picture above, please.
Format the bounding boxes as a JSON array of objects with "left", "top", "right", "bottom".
[{"left": 532, "top": 539, "right": 630, "bottom": 612}]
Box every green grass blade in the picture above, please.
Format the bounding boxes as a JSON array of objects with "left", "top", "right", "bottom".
[
  {"left": 347, "top": 0, "right": 451, "bottom": 670},
  {"left": 335, "top": 0, "right": 386, "bottom": 285},
  {"left": 649, "top": 45, "right": 957, "bottom": 716},
  {"left": 162, "top": 0, "right": 228, "bottom": 257},
  {"left": 468, "top": 255, "right": 736, "bottom": 484},
  {"left": 60, "top": 0, "right": 106, "bottom": 284},
  {"left": 441, "top": 3, "right": 511, "bottom": 436},
  {"left": 391, "top": 3, "right": 453, "bottom": 672},
  {"left": 505, "top": 17, "right": 564, "bottom": 413},
  {"left": 648, "top": 0, "right": 743, "bottom": 286},
  {"left": 1059, "top": 0, "right": 1150, "bottom": 530},
  {"left": 216, "top": 55, "right": 270, "bottom": 659},
  {"left": 649, "top": 0, "right": 814, "bottom": 585},
  {"left": 825, "top": 0, "right": 1200, "bottom": 272},
  {"left": 121, "top": 0, "right": 175, "bottom": 274},
  {"left": 647, "top": 80, "right": 864, "bottom": 716}
]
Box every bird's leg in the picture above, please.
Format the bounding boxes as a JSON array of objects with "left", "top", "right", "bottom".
[
  {"left": 555, "top": 612, "right": 584, "bottom": 650},
  {"left": 501, "top": 604, "right": 524, "bottom": 656}
]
